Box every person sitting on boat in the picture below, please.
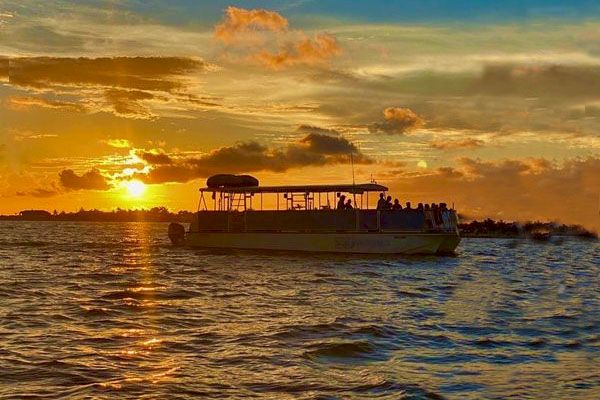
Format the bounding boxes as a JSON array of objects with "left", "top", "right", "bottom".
[
  {"left": 337, "top": 195, "right": 346, "bottom": 210},
  {"left": 392, "top": 199, "right": 402, "bottom": 210},
  {"left": 345, "top": 199, "right": 353, "bottom": 209},
  {"left": 377, "top": 193, "right": 387, "bottom": 210},
  {"left": 386, "top": 196, "right": 393, "bottom": 209},
  {"left": 417, "top": 203, "right": 424, "bottom": 212},
  {"left": 405, "top": 201, "right": 412, "bottom": 211}
]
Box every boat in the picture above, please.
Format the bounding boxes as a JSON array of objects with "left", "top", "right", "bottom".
[{"left": 168, "top": 175, "right": 461, "bottom": 255}]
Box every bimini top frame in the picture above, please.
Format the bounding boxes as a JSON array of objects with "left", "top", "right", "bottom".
[
  {"left": 198, "top": 183, "right": 389, "bottom": 212},
  {"left": 199, "top": 183, "right": 388, "bottom": 195}
]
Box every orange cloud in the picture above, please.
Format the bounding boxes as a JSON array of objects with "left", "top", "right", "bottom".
[
  {"left": 253, "top": 33, "right": 341, "bottom": 70},
  {"left": 214, "top": 7, "right": 341, "bottom": 70},
  {"left": 370, "top": 107, "right": 425, "bottom": 135},
  {"left": 214, "top": 6, "right": 288, "bottom": 44}
]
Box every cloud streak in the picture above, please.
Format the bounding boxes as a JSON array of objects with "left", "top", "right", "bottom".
[
  {"left": 429, "top": 138, "right": 485, "bottom": 150},
  {"left": 4, "top": 56, "right": 210, "bottom": 119}
]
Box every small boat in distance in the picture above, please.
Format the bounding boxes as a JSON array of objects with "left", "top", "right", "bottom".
[{"left": 169, "top": 175, "right": 461, "bottom": 255}]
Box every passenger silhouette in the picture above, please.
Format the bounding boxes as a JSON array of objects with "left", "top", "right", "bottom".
[
  {"left": 424, "top": 204, "right": 434, "bottom": 229},
  {"left": 392, "top": 199, "right": 402, "bottom": 210},
  {"left": 432, "top": 203, "right": 443, "bottom": 226},
  {"left": 386, "top": 196, "right": 393, "bottom": 209},
  {"left": 417, "top": 203, "right": 424, "bottom": 211},
  {"left": 337, "top": 195, "right": 346, "bottom": 210},
  {"left": 405, "top": 201, "right": 412, "bottom": 211},
  {"left": 377, "top": 193, "right": 387, "bottom": 210},
  {"left": 345, "top": 199, "right": 353, "bottom": 209}
]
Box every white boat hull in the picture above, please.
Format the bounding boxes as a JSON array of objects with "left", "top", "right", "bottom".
[{"left": 184, "top": 231, "right": 460, "bottom": 255}]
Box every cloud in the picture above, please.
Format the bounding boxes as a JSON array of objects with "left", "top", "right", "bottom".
[
  {"left": 298, "top": 133, "right": 357, "bottom": 154},
  {"left": 7, "top": 95, "right": 86, "bottom": 112},
  {"left": 12, "top": 131, "right": 58, "bottom": 141},
  {"left": 388, "top": 156, "right": 600, "bottom": 231},
  {"left": 102, "top": 138, "right": 131, "bottom": 149},
  {"left": 253, "top": 33, "right": 341, "bottom": 70},
  {"left": 59, "top": 168, "right": 111, "bottom": 191},
  {"left": 473, "top": 64, "right": 600, "bottom": 99},
  {"left": 137, "top": 133, "right": 371, "bottom": 184},
  {"left": 429, "top": 138, "right": 485, "bottom": 150},
  {"left": 370, "top": 107, "right": 425, "bottom": 135},
  {"left": 137, "top": 149, "right": 173, "bottom": 165},
  {"left": 296, "top": 124, "right": 340, "bottom": 135},
  {"left": 9, "top": 56, "right": 205, "bottom": 92},
  {"left": 214, "top": 6, "right": 288, "bottom": 44},
  {"left": 104, "top": 89, "right": 156, "bottom": 119},
  {"left": 4, "top": 56, "right": 209, "bottom": 119},
  {"left": 214, "top": 7, "right": 341, "bottom": 70}
]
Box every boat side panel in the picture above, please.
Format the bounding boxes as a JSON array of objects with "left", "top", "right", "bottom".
[{"left": 184, "top": 232, "right": 456, "bottom": 254}]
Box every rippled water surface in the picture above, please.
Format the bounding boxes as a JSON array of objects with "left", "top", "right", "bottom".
[{"left": 0, "top": 221, "right": 599, "bottom": 399}]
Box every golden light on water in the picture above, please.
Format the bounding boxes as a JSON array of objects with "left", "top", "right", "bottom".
[{"left": 125, "top": 180, "right": 146, "bottom": 198}]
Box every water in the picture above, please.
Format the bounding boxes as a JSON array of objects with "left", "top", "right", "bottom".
[{"left": 0, "top": 221, "right": 598, "bottom": 399}]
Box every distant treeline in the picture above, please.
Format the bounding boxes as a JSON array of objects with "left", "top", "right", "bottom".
[
  {"left": 459, "top": 218, "right": 597, "bottom": 239},
  {"left": 0, "top": 207, "right": 196, "bottom": 223},
  {"left": 1, "top": 208, "right": 597, "bottom": 239}
]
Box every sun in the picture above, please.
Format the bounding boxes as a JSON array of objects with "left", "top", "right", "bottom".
[{"left": 126, "top": 180, "right": 146, "bottom": 197}]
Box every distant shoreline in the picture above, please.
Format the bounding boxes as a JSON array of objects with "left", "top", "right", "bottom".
[{"left": 1, "top": 210, "right": 596, "bottom": 240}]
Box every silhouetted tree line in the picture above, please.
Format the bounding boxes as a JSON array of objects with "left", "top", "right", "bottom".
[
  {"left": 0, "top": 207, "right": 195, "bottom": 223},
  {"left": 1, "top": 209, "right": 597, "bottom": 239},
  {"left": 459, "top": 218, "right": 597, "bottom": 239}
]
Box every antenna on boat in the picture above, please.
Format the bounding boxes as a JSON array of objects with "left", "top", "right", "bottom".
[
  {"left": 350, "top": 151, "right": 355, "bottom": 187},
  {"left": 350, "top": 142, "right": 357, "bottom": 206}
]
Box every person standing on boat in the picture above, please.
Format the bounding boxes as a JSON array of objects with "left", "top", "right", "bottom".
[
  {"left": 337, "top": 195, "right": 347, "bottom": 210},
  {"left": 377, "top": 193, "right": 387, "bottom": 210}
]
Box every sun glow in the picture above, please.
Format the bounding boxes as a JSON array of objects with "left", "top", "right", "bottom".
[{"left": 126, "top": 180, "right": 146, "bottom": 197}]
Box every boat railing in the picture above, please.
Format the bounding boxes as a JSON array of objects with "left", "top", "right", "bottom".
[{"left": 192, "top": 209, "right": 458, "bottom": 234}]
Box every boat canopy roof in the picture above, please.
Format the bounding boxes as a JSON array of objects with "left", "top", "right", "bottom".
[{"left": 200, "top": 183, "right": 388, "bottom": 194}]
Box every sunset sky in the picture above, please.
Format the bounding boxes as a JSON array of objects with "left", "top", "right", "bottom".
[{"left": 1, "top": 1, "right": 599, "bottom": 230}]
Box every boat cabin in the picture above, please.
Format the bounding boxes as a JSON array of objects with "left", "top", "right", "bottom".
[{"left": 192, "top": 183, "right": 458, "bottom": 234}]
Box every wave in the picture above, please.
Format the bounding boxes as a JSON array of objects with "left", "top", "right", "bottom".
[{"left": 304, "top": 340, "right": 381, "bottom": 361}]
